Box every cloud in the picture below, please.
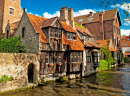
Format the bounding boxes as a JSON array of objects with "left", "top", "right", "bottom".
[
  {"left": 74, "top": 9, "right": 96, "bottom": 17},
  {"left": 110, "top": 3, "right": 130, "bottom": 13},
  {"left": 43, "top": 9, "right": 96, "bottom": 18},
  {"left": 110, "top": 4, "right": 121, "bottom": 8},
  {"left": 43, "top": 11, "right": 60, "bottom": 18},
  {"left": 121, "top": 29, "right": 130, "bottom": 36}
]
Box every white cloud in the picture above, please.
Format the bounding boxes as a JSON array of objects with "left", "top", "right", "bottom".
[
  {"left": 74, "top": 9, "right": 96, "bottom": 17},
  {"left": 43, "top": 9, "right": 96, "bottom": 18},
  {"left": 111, "top": 4, "right": 121, "bottom": 8},
  {"left": 121, "top": 29, "right": 130, "bottom": 36},
  {"left": 110, "top": 3, "right": 130, "bottom": 13},
  {"left": 43, "top": 11, "right": 60, "bottom": 18}
]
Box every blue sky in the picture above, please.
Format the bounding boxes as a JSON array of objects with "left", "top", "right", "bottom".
[{"left": 21, "top": 0, "right": 130, "bottom": 36}]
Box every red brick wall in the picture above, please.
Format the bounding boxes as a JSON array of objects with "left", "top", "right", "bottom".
[
  {"left": 0, "top": 0, "right": 23, "bottom": 34},
  {"left": 0, "top": 0, "right": 5, "bottom": 34}
]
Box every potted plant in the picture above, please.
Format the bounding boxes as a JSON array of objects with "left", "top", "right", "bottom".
[{"left": 48, "top": 63, "right": 54, "bottom": 67}]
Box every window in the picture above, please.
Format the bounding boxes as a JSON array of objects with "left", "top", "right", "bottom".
[
  {"left": 92, "top": 52, "right": 100, "bottom": 63},
  {"left": 6, "top": 30, "right": 9, "bottom": 39},
  {"left": 22, "top": 27, "right": 25, "bottom": 38},
  {"left": 73, "top": 33, "right": 76, "bottom": 40},
  {"left": 97, "top": 36, "right": 100, "bottom": 40},
  {"left": 50, "top": 53, "right": 53, "bottom": 63},
  {"left": 58, "top": 29, "right": 62, "bottom": 38},
  {"left": 67, "top": 32, "right": 76, "bottom": 40},
  {"left": 124, "top": 44, "right": 127, "bottom": 46},
  {"left": 114, "top": 26, "right": 115, "bottom": 32},
  {"left": 55, "top": 29, "right": 58, "bottom": 37},
  {"left": 127, "top": 39, "right": 129, "bottom": 41},
  {"left": 114, "top": 39, "right": 116, "bottom": 46},
  {"left": 50, "top": 28, "right": 54, "bottom": 38},
  {"left": 89, "top": 37, "right": 92, "bottom": 43},
  {"left": 55, "top": 52, "right": 62, "bottom": 63},
  {"left": 86, "top": 51, "right": 91, "bottom": 63},
  {"left": 45, "top": 53, "right": 49, "bottom": 64},
  {"left": 79, "top": 19, "right": 83, "bottom": 22},
  {"left": 80, "top": 52, "right": 82, "bottom": 62},
  {"left": 88, "top": 18, "right": 93, "bottom": 21},
  {"left": 59, "top": 53, "right": 62, "bottom": 63},
  {"left": 10, "top": 8, "right": 14, "bottom": 15}
]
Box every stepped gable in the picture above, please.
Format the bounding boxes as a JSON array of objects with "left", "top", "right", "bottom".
[{"left": 74, "top": 9, "right": 121, "bottom": 25}]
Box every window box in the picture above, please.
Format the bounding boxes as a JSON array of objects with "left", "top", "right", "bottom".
[
  {"left": 57, "top": 63, "right": 62, "bottom": 66},
  {"left": 54, "top": 37, "right": 59, "bottom": 40},
  {"left": 48, "top": 64, "right": 54, "bottom": 67}
]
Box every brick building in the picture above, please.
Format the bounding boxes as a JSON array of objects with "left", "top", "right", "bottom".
[
  {"left": 74, "top": 9, "right": 122, "bottom": 64},
  {"left": 121, "top": 35, "right": 130, "bottom": 57},
  {"left": 0, "top": 0, "right": 22, "bottom": 35}
]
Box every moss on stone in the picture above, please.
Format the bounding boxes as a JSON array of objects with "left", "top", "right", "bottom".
[{"left": 75, "top": 23, "right": 85, "bottom": 29}]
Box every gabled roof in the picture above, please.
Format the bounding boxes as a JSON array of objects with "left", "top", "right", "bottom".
[
  {"left": 42, "top": 17, "right": 58, "bottom": 28},
  {"left": 27, "top": 13, "right": 47, "bottom": 33},
  {"left": 122, "top": 35, "right": 130, "bottom": 41},
  {"left": 61, "top": 22, "right": 76, "bottom": 33},
  {"left": 27, "top": 13, "right": 49, "bottom": 43},
  {"left": 75, "top": 25, "right": 92, "bottom": 37},
  {"left": 10, "top": 21, "right": 20, "bottom": 36},
  {"left": 63, "top": 34, "right": 85, "bottom": 51},
  {"left": 74, "top": 9, "right": 121, "bottom": 25},
  {"left": 96, "top": 40, "right": 109, "bottom": 46}
]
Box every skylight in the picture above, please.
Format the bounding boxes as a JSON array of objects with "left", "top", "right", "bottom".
[
  {"left": 88, "top": 18, "right": 93, "bottom": 21},
  {"left": 79, "top": 19, "right": 83, "bottom": 22}
]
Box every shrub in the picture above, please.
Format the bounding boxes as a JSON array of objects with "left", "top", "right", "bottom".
[
  {"left": 98, "top": 60, "right": 111, "bottom": 71},
  {"left": 0, "top": 36, "right": 26, "bottom": 53}
]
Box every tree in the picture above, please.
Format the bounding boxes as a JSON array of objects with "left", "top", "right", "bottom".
[{"left": 90, "top": 0, "right": 130, "bottom": 22}]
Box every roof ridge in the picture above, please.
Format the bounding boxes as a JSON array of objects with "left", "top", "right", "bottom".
[{"left": 27, "top": 13, "right": 48, "bottom": 19}]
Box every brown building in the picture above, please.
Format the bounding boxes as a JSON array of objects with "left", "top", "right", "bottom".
[
  {"left": 0, "top": 0, "right": 23, "bottom": 35},
  {"left": 4, "top": 7, "right": 100, "bottom": 80},
  {"left": 74, "top": 9, "right": 122, "bottom": 64}
]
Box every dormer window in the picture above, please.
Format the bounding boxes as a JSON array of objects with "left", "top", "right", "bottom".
[
  {"left": 88, "top": 18, "right": 93, "bottom": 21},
  {"left": 89, "top": 37, "right": 92, "bottom": 43},
  {"left": 79, "top": 19, "right": 83, "bottom": 22},
  {"left": 67, "top": 32, "right": 76, "bottom": 40},
  {"left": 10, "top": 8, "right": 14, "bottom": 15}
]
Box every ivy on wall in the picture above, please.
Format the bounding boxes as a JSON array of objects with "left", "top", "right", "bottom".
[{"left": 0, "top": 35, "right": 26, "bottom": 53}]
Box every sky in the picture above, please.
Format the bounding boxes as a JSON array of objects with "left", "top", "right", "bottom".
[{"left": 21, "top": 0, "right": 130, "bottom": 36}]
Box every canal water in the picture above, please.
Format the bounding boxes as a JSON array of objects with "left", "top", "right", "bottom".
[{"left": 1, "top": 63, "right": 130, "bottom": 96}]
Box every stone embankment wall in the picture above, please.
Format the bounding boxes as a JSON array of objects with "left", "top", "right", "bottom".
[{"left": 0, "top": 53, "right": 40, "bottom": 93}]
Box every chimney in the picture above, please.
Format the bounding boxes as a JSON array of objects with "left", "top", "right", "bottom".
[
  {"left": 89, "top": 12, "right": 93, "bottom": 17},
  {"left": 60, "top": 6, "right": 69, "bottom": 25},
  {"left": 24, "top": 8, "right": 27, "bottom": 12},
  {"left": 99, "top": 12, "right": 104, "bottom": 40},
  {"left": 68, "top": 7, "right": 74, "bottom": 29}
]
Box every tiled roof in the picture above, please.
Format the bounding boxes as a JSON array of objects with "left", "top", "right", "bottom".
[
  {"left": 42, "top": 17, "right": 58, "bottom": 28},
  {"left": 74, "top": 9, "right": 119, "bottom": 24},
  {"left": 10, "top": 21, "right": 20, "bottom": 36},
  {"left": 122, "top": 35, "right": 130, "bottom": 41},
  {"left": 121, "top": 41, "right": 130, "bottom": 47},
  {"left": 75, "top": 25, "right": 92, "bottom": 37},
  {"left": 27, "top": 13, "right": 49, "bottom": 43},
  {"left": 27, "top": 13, "right": 47, "bottom": 33},
  {"left": 96, "top": 40, "right": 109, "bottom": 46},
  {"left": 63, "top": 34, "right": 85, "bottom": 51},
  {"left": 61, "top": 22, "right": 76, "bottom": 33}
]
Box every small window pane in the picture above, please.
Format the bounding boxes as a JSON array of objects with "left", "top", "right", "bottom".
[{"left": 10, "top": 8, "right": 14, "bottom": 15}]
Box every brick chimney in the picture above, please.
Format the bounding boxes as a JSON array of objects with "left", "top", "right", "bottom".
[
  {"left": 89, "top": 12, "right": 93, "bottom": 17},
  {"left": 60, "top": 6, "right": 69, "bottom": 25},
  {"left": 99, "top": 12, "right": 104, "bottom": 40},
  {"left": 68, "top": 7, "right": 74, "bottom": 29}
]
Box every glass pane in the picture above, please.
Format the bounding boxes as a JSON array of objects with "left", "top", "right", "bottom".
[
  {"left": 50, "top": 58, "right": 53, "bottom": 63},
  {"left": 59, "top": 58, "right": 62, "bottom": 63},
  {"left": 59, "top": 53, "right": 62, "bottom": 57},
  {"left": 55, "top": 58, "right": 57, "bottom": 63},
  {"left": 50, "top": 32, "right": 53, "bottom": 37},
  {"left": 70, "top": 33, "right": 72, "bottom": 39},
  {"left": 55, "top": 52, "right": 58, "bottom": 57},
  {"left": 50, "top": 53, "right": 53, "bottom": 57},
  {"left": 46, "top": 53, "right": 49, "bottom": 57},
  {"left": 45, "top": 58, "right": 49, "bottom": 63}
]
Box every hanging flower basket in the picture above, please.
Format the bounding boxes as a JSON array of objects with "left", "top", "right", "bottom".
[
  {"left": 48, "top": 64, "right": 54, "bottom": 67},
  {"left": 54, "top": 37, "right": 59, "bottom": 40}
]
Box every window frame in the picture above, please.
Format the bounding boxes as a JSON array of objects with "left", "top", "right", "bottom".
[{"left": 22, "top": 27, "right": 25, "bottom": 38}]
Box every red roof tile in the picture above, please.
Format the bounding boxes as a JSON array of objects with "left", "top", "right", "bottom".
[
  {"left": 63, "top": 34, "right": 85, "bottom": 51},
  {"left": 121, "top": 41, "right": 130, "bottom": 47},
  {"left": 61, "top": 22, "right": 76, "bottom": 33}
]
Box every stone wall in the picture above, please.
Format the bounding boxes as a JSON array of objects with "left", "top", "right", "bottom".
[{"left": 0, "top": 53, "right": 40, "bottom": 93}]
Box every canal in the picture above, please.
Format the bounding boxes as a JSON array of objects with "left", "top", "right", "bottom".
[{"left": 1, "top": 63, "right": 130, "bottom": 96}]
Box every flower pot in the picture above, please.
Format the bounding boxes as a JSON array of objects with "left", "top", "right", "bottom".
[
  {"left": 48, "top": 64, "right": 54, "bottom": 67},
  {"left": 57, "top": 63, "right": 62, "bottom": 66}
]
